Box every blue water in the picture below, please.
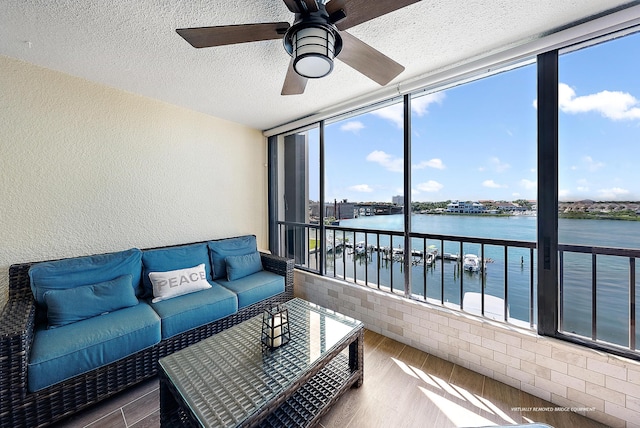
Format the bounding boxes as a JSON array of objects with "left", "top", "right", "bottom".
[{"left": 325, "top": 214, "right": 640, "bottom": 347}]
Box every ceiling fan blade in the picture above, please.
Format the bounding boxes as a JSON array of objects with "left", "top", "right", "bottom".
[
  {"left": 282, "top": 0, "right": 302, "bottom": 13},
  {"left": 337, "top": 31, "right": 404, "bottom": 86},
  {"left": 326, "top": 0, "right": 346, "bottom": 19},
  {"left": 282, "top": 58, "right": 308, "bottom": 95},
  {"left": 302, "top": 0, "right": 319, "bottom": 12},
  {"left": 283, "top": 0, "right": 318, "bottom": 13},
  {"left": 327, "top": 0, "right": 421, "bottom": 30},
  {"left": 176, "top": 22, "right": 290, "bottom": 48}
]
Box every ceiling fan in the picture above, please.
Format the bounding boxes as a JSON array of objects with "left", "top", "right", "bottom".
[{"left": 176, "top": 0, "right": 421, "bottom": 95}]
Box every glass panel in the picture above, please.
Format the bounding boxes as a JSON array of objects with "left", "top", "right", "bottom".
[
  {"left": 559, "top": 32, "right": 640, "bottom": 346},
  {"left": 410, "top": 63, "right": 536, "bottom": 320},
  {"left": 560, "top": 252, "right": 593, "bottom": 338},
  {"left": 597, "top": 255, "right": 629, "bottom": 346},
  {"left": 323, "top": 101, "right": 405, "bottom": 289}
]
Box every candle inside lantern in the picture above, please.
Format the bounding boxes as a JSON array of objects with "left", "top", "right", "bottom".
[
  {"left": 269, "top": 314, "right": 282, "bottom": 348},
  {"left": 261, "top": 304, "right": 290, "bottom": 352}
]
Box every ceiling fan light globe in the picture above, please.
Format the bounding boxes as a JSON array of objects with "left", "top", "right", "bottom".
[
  {"left": 294, "top": 54, "right": 333, "bottom": 78},
  {"left": 291, "top": 25, "right": 336, "bottom": 79}
]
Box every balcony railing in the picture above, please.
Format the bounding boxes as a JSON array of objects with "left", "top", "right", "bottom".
[{"left": 276, "top": 220, "right": 639, "bottom": 355}]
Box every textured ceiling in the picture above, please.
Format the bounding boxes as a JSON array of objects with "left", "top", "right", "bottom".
[{"left": 1, "top": 0, "right": 638, "bottom": 130}]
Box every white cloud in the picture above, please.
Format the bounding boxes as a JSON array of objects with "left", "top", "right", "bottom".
[
  {"left": 597, "top": 187, "right": 630, "bottom": 199},
  {"left": 576, "top": 179, "right": 589, "bottom": 192},
  {"left": 520, "top": 179, "right": 536, "bottom": 190},
  {"left": 348, "top": 184, "right": 373, "bottom": 193},
  {"left": 489, "top": 157, "right": 511, "bottom": 173},
  {"left": 413, "top": 93, "right": 446, "bottom": 116},
  {"left": 483, "top": 179, "right": 507, "bottom": 189},
  {"left": 416, "top": 180, "right": 444, "bottom": 192},
  {"left": 534, "top": 83, "right": 640, "bottom": 121},
  {"left": 559, "top": 83, "right": 640, "bottom": 120},
  {"left": 583, "top": 155, "right": 605, "bottom": 172},
  {"left": 559, "top": 189, "right": 570, "bottom": 199},
  {"left": 340, "top": 121, "right": 365, "bottom": 133},
  {"left": 512, "top": 192, "right": 521, "bottom": 197},
  {"left": 413, "top": 158, "right": 446, "bottom": 170},
  {"left": 370, "top": 92, "right": 446, "bottom": 128},
  {"left": 366, "top": 150, "right": 403, "bottom": 172}
]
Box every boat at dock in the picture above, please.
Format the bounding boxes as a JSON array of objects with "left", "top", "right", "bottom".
[
  {"left": 463, "top": 254, "right": 483, "bottom": 272},
  {"left": 437, "top": 252, "right": 460, "bottom": 261}
]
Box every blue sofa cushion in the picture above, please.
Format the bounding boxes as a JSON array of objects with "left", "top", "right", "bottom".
[
  {"left": 141, "top": 243, "right": 212, "bottom": 298},
  {"left": 29, "top": 248, "right": 143, "bottom": 305},
  {"left": 216, "top": 270, "right": 285, "bottom": 309},
  {"left": 208, "top": 235, "right": 257, "bottom": 280},
  {"left": 149, "top": 283, "right": 238, "bottom": 339},
  {"left": 225, "top": 251, "right": 263, "bottom": 281},
  {"left": 28, "top": 303, "right": 160, "bottom": 392},
  {"left": 44, "top": 275, "right": 139, "bottom": 328}
]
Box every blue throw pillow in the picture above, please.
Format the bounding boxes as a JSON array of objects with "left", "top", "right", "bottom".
[
  {"left": 43, "top": 275, "right": 139, "bottom": 328},
  {"left": 141, "top": 243, "right": 212, "bottom": 298},
  {"left": 225, "top": 251, "right": 263, "bottom": 281},
  {"left": 29, "top": 248, "right": 143, "bottom": 305},
  {"left": 208, "top": 235, "right": 257, "bottom": 279}
]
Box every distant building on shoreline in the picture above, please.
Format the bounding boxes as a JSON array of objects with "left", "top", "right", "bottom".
[
  {"left": 496, "top": 202, "right": 526, "bottom": 212},
  {"left": 446, "top": 200, "right": 486, "bottom": 214},
  {"left": 392, "top": 195, "right": 404, "bottom": 206}
]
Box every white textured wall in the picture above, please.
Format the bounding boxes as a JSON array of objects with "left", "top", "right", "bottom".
[
  {"left": 296, "top": 271, "right": 640, "bottom": 428},
  {"left": 0, "top": 55, "right": 267, "bottom": 302}
]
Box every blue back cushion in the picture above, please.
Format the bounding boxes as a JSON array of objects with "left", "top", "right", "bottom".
[
  {"left": 29, "top": 248, "right": 143, "bottom": 305},
  {"left": 44, "top": 275, "right": 139, "bottom": 328},
  {"left": 141, "top": 243, "right": 212, "bottom": 298},
  {"left": 208, "top": 235, "right": 257, "bottom": 280},
  {"left": 225, "top": 251, "right": 263, "bottom": 281}
]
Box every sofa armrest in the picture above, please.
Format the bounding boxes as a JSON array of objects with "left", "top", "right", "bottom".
[
  {"left": 0, "top": 288, "right": 36, "bottom": 401},
  {"left": 260, "top": 252, "right": 294, "bottom": 295}
]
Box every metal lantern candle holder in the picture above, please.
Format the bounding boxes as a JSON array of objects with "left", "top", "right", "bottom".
[{"left": 261, "top": 304, "right": 290, "bottom": 351}]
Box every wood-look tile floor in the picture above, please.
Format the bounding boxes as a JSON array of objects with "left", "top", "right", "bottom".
[{"left": 52, "top": 330, "right": 608, "bottom": 428}]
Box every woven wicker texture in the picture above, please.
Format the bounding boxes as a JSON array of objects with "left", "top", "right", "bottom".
[
  {"left": 159, "top": 298, "right": 363, "bottom": 428},
  {"left": 0, "top": 239, "right": 294, "bottom": 428}
]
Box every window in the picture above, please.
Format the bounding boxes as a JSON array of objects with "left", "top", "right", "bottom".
[
  {"left": 323, "top": 101, "right": 405, "bottom": 291},
  {"left": 269, "top": 25, "right": 640, "bottom": 358},
  {"left": 558, "top": 31, "right": 640, "bottom": 348},
  {"left": 410, "top": 64, "right": 537, "bottom": 325}
]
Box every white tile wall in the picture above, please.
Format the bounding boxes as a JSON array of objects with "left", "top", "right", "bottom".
[{"left": 295, "top": 270, "right": 640, "bottom": 428}]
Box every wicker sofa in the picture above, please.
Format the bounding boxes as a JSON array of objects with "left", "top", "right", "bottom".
[{"left": 0, "top": 236, "right": 294, "bottom": 428}]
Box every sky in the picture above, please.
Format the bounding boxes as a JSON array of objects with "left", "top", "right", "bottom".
[{"left": 306, "top": 31, "right": 640, "bottom": 204}]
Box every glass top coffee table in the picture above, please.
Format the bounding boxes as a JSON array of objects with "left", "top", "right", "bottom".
[{"left": 158, "top": 298, "right": 364, "bottom": 427}]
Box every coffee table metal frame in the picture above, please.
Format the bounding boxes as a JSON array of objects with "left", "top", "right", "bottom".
[{"left": 158, "top": 298, "right": 364, "bottom": 427}]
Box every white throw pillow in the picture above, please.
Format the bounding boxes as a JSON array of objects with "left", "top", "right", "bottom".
[{"left": 148, "top": 264, "right": 211, "bottom": 303}]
